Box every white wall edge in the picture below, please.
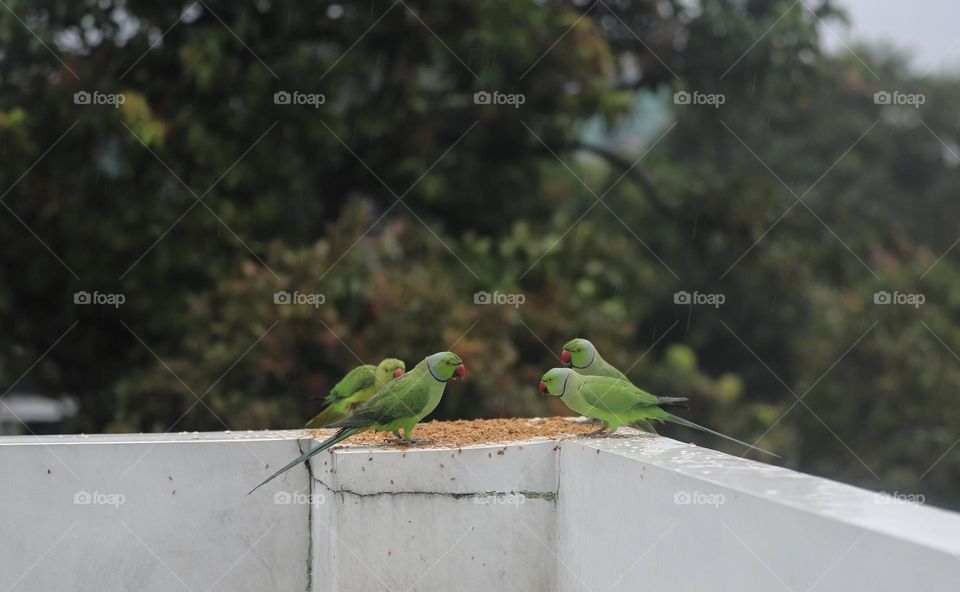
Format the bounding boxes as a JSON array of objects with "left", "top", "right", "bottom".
[{"left": 2, "top": 427, "right": 959, "bottom": 591}]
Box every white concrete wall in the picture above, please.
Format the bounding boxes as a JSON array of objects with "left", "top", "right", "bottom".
[
  {"left": 0, "top": 431, "right": 312, "bottom": 592},
  {"left": 3, "top": 429, "right": 960, "bottom": 592},
  {"left": 307, "top": 439, "right": 560, "bottom": 591},
  {"left": 557, "top": 435, "right": 960, "bottom": 592}
]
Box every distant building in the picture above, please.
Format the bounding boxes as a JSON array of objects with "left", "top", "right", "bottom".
[{"left": 0, "top": 393, "right": 78, "bottom": 435}]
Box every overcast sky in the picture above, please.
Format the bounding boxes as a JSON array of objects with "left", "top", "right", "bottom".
[{"left": 826, "top": 0, "right": 960, "bottom": 74}]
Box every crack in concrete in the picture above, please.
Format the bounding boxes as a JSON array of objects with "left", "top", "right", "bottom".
[
  {"left": 301, "top": 440, "right": 314, "bottom": 592},
  {"left": 311, "top": 474, "right": 558, "bottom": 502}
]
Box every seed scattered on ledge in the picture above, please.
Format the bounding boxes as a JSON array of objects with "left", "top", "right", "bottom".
[{"left": 304, "top": 417, "right": 597, "bottom": 450}]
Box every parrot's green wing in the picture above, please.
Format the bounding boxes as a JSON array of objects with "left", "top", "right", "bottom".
[
  {"left": 572, "top": 375, "right": 779, "bottom": 458},
  {"left": 577, "top": 376, "right": 663, "bottom": 412},
  {"left": 322, "top": 364, "right": 376, "bottom": 407},
  {"left": 330, "top": 373, "right": 430, "bottom": 429}
]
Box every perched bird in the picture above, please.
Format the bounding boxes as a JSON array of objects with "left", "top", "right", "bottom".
[
  {"left": 249, "top": 352, "right": 465, "bottom": 494},
  {"left": 561, "top": 337, "right": 657, "bottom": 433},
  {"left": 539, "top": 367, "right": 778, "bottom": 458},
  {"left": 305, "top": 358, "right": 406, "bottom": 429},
  {"left": 561, "top": 338, "right": 629, "bottom": 381}
]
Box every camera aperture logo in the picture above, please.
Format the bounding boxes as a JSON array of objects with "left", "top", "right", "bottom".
[
  {"left": 74, "top": 490, "right": 125, "bottom": 508},
  {"left": 874, "top": 290, "right": 924, "bottom": 308},
  {"left": 274, "top": 90, "right": 326, "bottom": 109},
  {"left": 673, "top": 490, "right": 725, "bottom": 507},
  {"left": 473, "top": 90, "right": 525, "bottom": 109},
  {"left": 74, "top": 290, "right": 125, "bottom": 308},
  {"left": 474, "top": 290, "right": 525, "bottom": 308},
  {"left": 274, "top": 491, "right": 325, "bottom": 505},
  {"left": 674, "top": 290, "right": 725, "bottom": 308},
  {"left": 274, "top": 290, "right": 325, "bottom": 308},
  {"left": 673, "top": 90, "right": 725, "bottom": 109},
  {"left": 874, "top": 90, "right": 925, "bottom": 109},
  {"left": 74, "top": 90, "right": 126, "bottom": 108}
]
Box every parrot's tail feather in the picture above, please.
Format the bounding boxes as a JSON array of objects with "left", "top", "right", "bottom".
[
  {"left": 667, "top": 416, "right": 780, "bottom": 459},
  {"left": 656, "top": 396, "right": 689, "bottom": 410},
  {"left": 305, "top": 406, "right": 343, "bottom": 430},
  {"left": 328, "top": 415, "right": 377, "bottom": 429},
  {"left": 632, "top": 419, "right": 660, "bottom": 435},
  {"left": 247, "top": 427, "right": 362, "bottom": 495}
]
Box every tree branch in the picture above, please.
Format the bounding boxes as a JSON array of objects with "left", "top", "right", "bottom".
[{"left": 575, "top": 141, "right": 678, "bottom": 219}]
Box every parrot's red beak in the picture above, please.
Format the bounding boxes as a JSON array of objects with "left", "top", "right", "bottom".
[
  {"left": 538, "top": 380, "right": 546, "bottom": 394},
  {"left": 393, "top": 368, "right": 405, "bottom": 378},
  {"left": 560, "top": 350, "right": 571, "bottom": 365},
  {"left": 452, "top": 364, "right": 466, "bottom": 380}
]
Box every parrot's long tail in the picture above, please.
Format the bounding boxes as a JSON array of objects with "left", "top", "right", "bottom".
[
  {"left": 248, "top": 426, "right": 363, "bottom": 495},
  {"left": 304, "top": 405, "right": 345, "bottom": 430},
  {"left": 632, "top": 419, "right": 660, "bottom": 434},
  {"left": 666, "top": 415, "right": 780, "bottom": 459},
  {"left": 656, "top": 396, "right": 689, "bottom": 410}
]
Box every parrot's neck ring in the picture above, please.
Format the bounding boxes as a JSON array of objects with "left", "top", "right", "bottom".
[
  {"left": 425, "top": 358, "right": 446, "bottom": 382},
  {"left": 558, "top": 371, "right": 571, "bottom": 395}
]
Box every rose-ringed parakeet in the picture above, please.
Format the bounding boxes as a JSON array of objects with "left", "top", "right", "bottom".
[
  {"left": 539, "top": 367, "right": 778, "bottom": 458},
  {"left": 249, "top": 352, "right": 465, "bottom": 494},
  {"left": 561, "top": 338, "right": 630, "bottom": 381},
  {"left": 305, "top": 358, "right": 406, "bottom": 428},
  {"left": 561, "top": 337, "right": 658, "bottom": 433}
]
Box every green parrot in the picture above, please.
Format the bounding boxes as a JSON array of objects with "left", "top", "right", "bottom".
[
  {"left": 561, "top": 337, "right": 657, "bottom": 433},
  {"left": 561, "top": 337, "right": 629, "bottom": 381},
  {"left": 305, "top": 358, "right": 406, "bottom": 429},
  {"left": 249, "top": 351, "right": 465, "bottom": 494},
  {"left": 539, "top": 367, "right": 778, "bottom": 458}
]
